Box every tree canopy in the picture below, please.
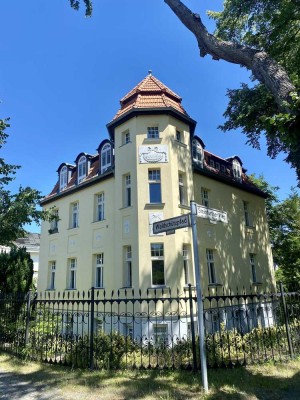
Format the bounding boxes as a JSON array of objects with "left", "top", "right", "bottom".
[
  {"left": 250, "top": 175, "right": 300, "bottom": 291},
  {"left": 0, "top": 119, "right": 48, "bottom": 246},
  {"left": 69, "top": 0, "right": 300, "bottom": 184}
]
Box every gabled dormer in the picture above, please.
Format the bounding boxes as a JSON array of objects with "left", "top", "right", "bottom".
[
  {"left": 226, "top": 156, "right": 244, "bottom": 182},
  {"left": 75, "top": 153, "right": 93, "bottom": 184},
  {"left": 97, "top": 139, "right": 114, "bottom": 174},
  {"left": 57, "top": 163, "right": 75, "bottom": 192},
  {"left": 191, "top": 136, "right": 205, "bottom": 167}
]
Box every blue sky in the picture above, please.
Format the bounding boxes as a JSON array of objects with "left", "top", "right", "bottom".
[{"left": 1, "top": 0, "right": 297, "bottom": 233}]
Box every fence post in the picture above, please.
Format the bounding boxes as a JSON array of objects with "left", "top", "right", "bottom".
[
  {"left": 24, "top": 289, "right": 32, "bottom": 346},
  {"left": 188, "top": 284, "right": 198, "bottom": 371},
  {"left": 279, "top": 282, "right": 294, "bottom": 358},
  {"left": 89, "top": 287, "right": 95, "bottom": 369}
]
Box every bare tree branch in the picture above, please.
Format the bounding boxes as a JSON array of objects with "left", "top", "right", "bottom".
[{"left": 164, "top": 0, "right": 295, "bottom": 111}]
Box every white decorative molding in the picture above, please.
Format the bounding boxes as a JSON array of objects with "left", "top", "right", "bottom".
[
  {"left": 149, "top": 212, "right": 164, "bottom": 236},
  {"left": 139, "top": 145, "right": 168, "bottom": 164}
]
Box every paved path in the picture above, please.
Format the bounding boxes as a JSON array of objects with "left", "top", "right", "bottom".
[{"left": 0, "top": 371, "right": 64, "bottom": 400}]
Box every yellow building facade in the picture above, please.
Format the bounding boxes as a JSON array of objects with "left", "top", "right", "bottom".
[{"left": 38, "top": 74, "right": 275, "bottom": 295}]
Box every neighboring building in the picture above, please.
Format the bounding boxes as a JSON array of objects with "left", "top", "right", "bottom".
[
  {"left": 37, "top": 73, "right": 275, "bottom": 296},
  {"left": 0, "top": 233, "right": 40, "bottom": 284}
]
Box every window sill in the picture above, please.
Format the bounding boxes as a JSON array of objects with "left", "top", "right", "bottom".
[
  {"left": 245, "top": 225, "right": 256, "bottom": 231},
  {"left": 46, "top": 288, "right": 56, "bottom": 291},
  {"left": 173, "top": 139, "right": 187, "bottom": 148},
  {"left": 208, "top": 283, "right": 223, "bottom": 288},
  {"left": 145, "top": 203, "right": 165, "bottom": 210},
  {"left": 119, "top": 141, "right": 132, "bottom": 148},
  {"left": 68, "top": 227, "right": 79, "bottom": 230},
  {"left": 119, "top": 205, "right": 133, "bottom": 211},
  {"left": 92, "top": 219, "right": 106, "bottom": 224},
  {"left": 48, "top": 229, "right": 59, "bottom": 235},
  {"left": 251, "top": 282, "right": 263, "bottom": 286},
  {"left": 148, "top": 286, "right": 170, "bottom": 291},
  {"left": 143, "top": 138, "right": 162, "bottom": 144},
  {"left": 183, "top": 285, "right": 196, "bottom": 290},
  {"left": 65, "top": 288, "right": 77, "bottom": 291},
  {"left": 178, "top": 204, "right": 190, "bottom": 211}
]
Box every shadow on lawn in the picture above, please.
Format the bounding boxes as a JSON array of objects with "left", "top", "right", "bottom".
[{"left": 1, "top": 352, "right": 300, "bottom": 400}]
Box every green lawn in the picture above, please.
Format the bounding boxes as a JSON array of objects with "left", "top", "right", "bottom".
[{"left": 0, "top": 352, "right": 300, "bottom": 399}]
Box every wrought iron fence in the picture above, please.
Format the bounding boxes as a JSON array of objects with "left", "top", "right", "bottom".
[{"left": 0, "top": 285, "right": 299, "bottom": 370}]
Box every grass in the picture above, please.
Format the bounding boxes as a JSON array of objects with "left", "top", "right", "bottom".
[{"left": 0, "top": 352, "right": 300, "bottom": 399}]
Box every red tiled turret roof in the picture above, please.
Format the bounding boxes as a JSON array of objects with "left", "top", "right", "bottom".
[{"left": 112, "top": 72, "right": 190, "bottom": 121}]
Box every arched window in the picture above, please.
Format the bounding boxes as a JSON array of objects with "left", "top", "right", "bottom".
[
  {"left": 232, "top": 159, "right": 242, "bottom": 181},
  {"left": 60, "top": 166, "right": 68, "bottom": 191},
  {"left": 78, "top": 155, "right": 87, "bottom": 183},
  {"left": 101, "top": 144, "right": 111, "bottom": 174},
  {"left": 192, "top": 139, "right": 204, "bottom": 165}
]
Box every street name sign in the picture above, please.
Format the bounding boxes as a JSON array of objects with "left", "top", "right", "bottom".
[
  {"left": 196, "top": 204, "right": 228, "bottom": 224},
  {"left": 153, "top": 214, "right": 190, "bottom": 234}
]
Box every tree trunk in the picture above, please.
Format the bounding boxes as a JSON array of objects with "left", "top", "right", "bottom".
[{"left": 164, "top": 0, "right": 295, "bottom": 111}]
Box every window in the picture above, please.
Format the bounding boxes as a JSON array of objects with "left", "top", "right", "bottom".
[
  {"left": 147, "top": 126, "right": 159, "bottom": 139},
  {"left": 206, "top": 249, "right": 216, "bottom": 284},
  {"left": 60, "top": 166, "right": 68, "bottom": 191},
  {"left": 78, "top": 156, "right": 87, "bottom": 183},
  {"left": 48, "top": 261, "right": 56, "bottom": 290},
  {"left": 96, "top": 193, "right": 105, "bottom": 221},
  {"left": 233, "top": 159, "right": 242, "bottom": 180},
  {"left": 182, "top": 244, "right": 190, "bottom": 285},
  {"left": 153, "top": 324, "right": 168, "bottom": 346},
  {"left": 221, "top": 165, "right": 226, "bottom": 173},
  {"left": 151, "top": 243, "right": 165, "bottom": 286},
  {"left": 49, "top": 209, "right": 59, "bottom": 233},
  {"left": 101, "top": 143, "right": 112, "bottom": 173},
  {"left": 215, "top": 162, "right": 220, "bottom": 170},
  {"left": 192, "top": 140, "right": 203, "bottom": 164},
  {"left": 178, "top": 173, "right": 187, "bottom": 205},
  {"left": 70, "top": 202, "right": 79, "bottom": 228},
  {"left": 201, "top": 188, "right": 209, "bottom": 207},
  {"left": 149, "top": 169, "right": 161, "bottom": 203},
  {"left": 95, "top": 253, "right": 104, "bottom": 288},
  {"left": 250, "top": 254, "right": 257, "bottom": 283},
  {"left": 124, "top": 246, "right": 132, "bottom": 287},
  {"left": 124, "top": 174, "right": 131, "bottom": 207},
  {"left": 210, "top": 159, "right": 215, "bottom": 168},
  {"left": 123, "top": 131, "right": 130, "bottom": 145},
  {"left": 176, "top": 130, "right": 181, "bottom": 142},
  {"left": 68, "top": 258, "right": 77, "bottom": 289},
  {"left": 243, "top": 201, "right": 252, "bottom": 227}
]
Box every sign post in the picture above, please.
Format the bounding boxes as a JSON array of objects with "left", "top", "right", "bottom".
[{"left": 190, "top": 200, "right": 208, "bottom": 392}]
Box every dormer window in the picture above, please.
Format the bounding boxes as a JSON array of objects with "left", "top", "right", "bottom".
[
  {"left": 192, "top": 139, "right": 204, "bottom": 165},
  {"left": 78, "top": 156, "right": 87, "bottom": 183},
  {"left": 232, "top": 159, "right": 242, "bottom": 181},
  {"left": 60, "top": 166, "right": 68, "bottom": 191},
  {"left": 101, "top": 143, "right": 112, "bottom": 174}
]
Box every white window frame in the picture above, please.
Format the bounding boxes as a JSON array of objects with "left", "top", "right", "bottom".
[
  {"left": 101, "top": 143, "right": 112, "bottom": 174},
  {"left": 78, "top": 156, "right": 87, "bottom": 183},
  {"left": 68, "top": 258, "right": 77, "bottom": 289},
  {"left": 71, "top": 202, "right": 79, "bottom": 228},
  {"left": 153, "top": 324, "right": 168, "bottom": 345},
  {"left": 179, "top": 173, "right": 187, "bottom": 205},
  {"left": 182, "top": 244, "right": 190, "bottom": 285},
  {"left": 206, "top": 249, "right": 216, "bottom": 284},
  {"left": 123, "top": 130, "right": 130, "bottom": 145},
  {"left": 124, "top": 174, "right": 131, "bottom": 207},
  {"left": 148, "top": 169, "right": 162, "bottom": 204},
  {"left": 48, "top": 261, "right": 56, "bottom": 290},
  {"left": 176, "top": 130, "right": 182, "bottom": 142},
  {"left": 250, "top": 253, "right": 257, "bottom": 283},
  {"left": 201, "top": 188, "right": 209, "bottom": 208},
  {"left": 243, "top": 201, "right": 252, "bottom": 227},
  {"left": 147, "top": 126, "right": 159, "bottom": 139},
  {"left": 192, "top": 140, "right": 203, "bottom": 164},
  {"left": 151, "top": 243, "right": 165, "bottom": 286},
  {"left": 60, "top": 166, "right": 68, "bottom": 191},
  {"left": 233, "top": 159, "right": 242, "bottom": 180},
  {"left": 50, "top": 209, "right": 59, "bottom": 232},
  {"left": 95, "top": 253, "right": 104, "bottom": 288},
  {"left": 124, "top": 245, "right": 132, "bottom": 287},
  {"left": 96, "top": 193, "right": 105, "bottom": 221}
]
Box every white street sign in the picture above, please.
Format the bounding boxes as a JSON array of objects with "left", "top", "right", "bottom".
[
  {"left": 153, "top": 214, "right": 190, "bottom": 234},
  {"left": 196, "top": 204, "right": 228, "bottom": 224}
]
